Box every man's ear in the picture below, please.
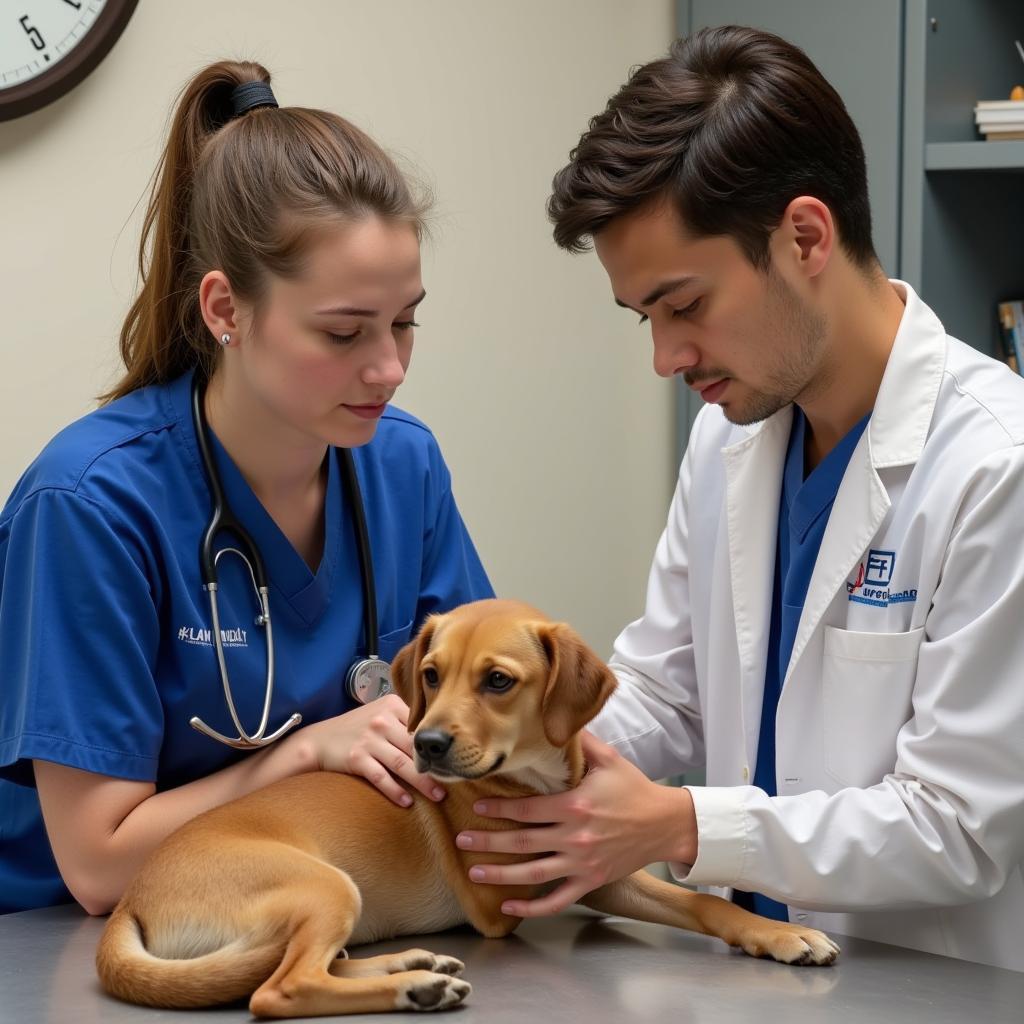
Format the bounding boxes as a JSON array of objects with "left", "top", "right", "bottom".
[
  {"left": 535, "top": 622, "right": 618, "bottom": 747},
  {"left": 775, "top": 195, "right": 833, "bottom": 278},
  {"left": 390, "top": 616, "right": 439, "bottom": 732}
]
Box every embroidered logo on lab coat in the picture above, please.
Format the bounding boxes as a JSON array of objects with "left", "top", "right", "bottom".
[{"left": 847, "top": 549, "right": 917, "bottom": 608}]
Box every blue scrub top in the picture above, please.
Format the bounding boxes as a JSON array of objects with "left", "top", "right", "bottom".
[
  {"left": 0, "top": 369, "right": 493, "bottom": 913},
  {"left": 734, "top": 406, "right": 870, "bottom": 921}
]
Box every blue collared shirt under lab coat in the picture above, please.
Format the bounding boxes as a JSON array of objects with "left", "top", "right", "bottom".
[
  {"left": 734, "top": 406, "right": 871, "bottom": 921},
  {"left": 0, "top": 369, "right": 493, "bottom": 913}
]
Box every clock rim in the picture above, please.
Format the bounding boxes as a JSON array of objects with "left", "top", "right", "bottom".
[{"left": 0, "top": 0, "right": 139, "bottom": 123}]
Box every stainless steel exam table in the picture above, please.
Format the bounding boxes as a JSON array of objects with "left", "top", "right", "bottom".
[{"left": 2, "top": 904, "right": 1021, "bottom": 1023}]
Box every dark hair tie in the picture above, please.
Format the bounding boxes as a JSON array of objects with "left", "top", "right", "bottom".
[{"left": 230, "top": 81, "right": 278, "bottom": 118}]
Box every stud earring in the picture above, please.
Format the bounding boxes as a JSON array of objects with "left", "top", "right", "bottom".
[{"left": 219, "top": 333, "right": 231, "bottom": 346}]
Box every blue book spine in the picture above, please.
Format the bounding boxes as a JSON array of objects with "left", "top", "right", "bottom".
[
  {"left": 997, "top": 301, "right": 1023, "bottom": 375},
  {"left": 1012, "top": 302, "right": 1024, "bottom": 377}
]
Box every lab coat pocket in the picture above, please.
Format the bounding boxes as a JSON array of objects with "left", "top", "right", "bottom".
[
  {"left": 822, "top": 626, "right": 924, "bottom": 787},
  {"left": 378, "top": 620, "right": 415, "bottom": 664}
]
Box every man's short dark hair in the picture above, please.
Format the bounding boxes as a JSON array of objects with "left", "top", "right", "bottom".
[{"left": 548, "top": 25, "right": 877, "bottom": 270}]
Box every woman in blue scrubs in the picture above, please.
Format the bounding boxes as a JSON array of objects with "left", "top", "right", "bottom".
[{"left": 0, "top": 60, "right": 492, "bottom": 915}]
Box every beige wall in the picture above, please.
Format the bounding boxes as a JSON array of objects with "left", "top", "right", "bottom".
[{"left": 0, "top": 0, "right": 676, "bottom": 656}]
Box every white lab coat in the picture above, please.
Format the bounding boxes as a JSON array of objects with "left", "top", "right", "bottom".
[{"left": 592, "top": 282, "right": 1024, "bottom": 971}]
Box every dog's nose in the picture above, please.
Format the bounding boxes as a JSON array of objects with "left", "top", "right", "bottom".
[{"left": 414, "top": 729, "right": 454, "bottom": 763}]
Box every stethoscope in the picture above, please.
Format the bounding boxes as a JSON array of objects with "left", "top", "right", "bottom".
[{"left": 188, "top": 374, "right": 392, "bottom": 750}]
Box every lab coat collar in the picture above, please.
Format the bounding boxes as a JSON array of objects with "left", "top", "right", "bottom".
[
  {"left": 721, "top": 408, "right": 790, "bottom": 770},
  {"left": 867, "top": 280, "right": 947, "bottom": 469}
]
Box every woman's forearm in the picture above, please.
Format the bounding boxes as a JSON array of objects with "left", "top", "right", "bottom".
[{"left": 35, "top": 733, "right": 316, "bottom": 915}]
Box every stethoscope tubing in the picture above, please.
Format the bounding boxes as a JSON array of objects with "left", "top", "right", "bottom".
[
  {"left": 187, "top": 373, "right": 384, "bottom": 749},
  {"left": 338, "top": 442, "right": 379, "bottom": 659}
]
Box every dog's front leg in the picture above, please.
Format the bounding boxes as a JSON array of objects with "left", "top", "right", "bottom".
[{"left": 580, "top": 869, "right": 839, "bottom": 966}]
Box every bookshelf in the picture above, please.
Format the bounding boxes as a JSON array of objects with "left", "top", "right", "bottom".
[
  {"left": 925, "top": 141, "right": 1024, "bottom": 171},
  {"left": 902, "top": 0, "right": 1024, "bottom": 362}
]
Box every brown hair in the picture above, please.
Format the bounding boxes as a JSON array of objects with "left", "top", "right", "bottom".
[
  {"left": 548, "top": 26, "right": 876, "bottom": 270},
  {"left": 103, "top": 60, "right": 428, "bottom": 402}
]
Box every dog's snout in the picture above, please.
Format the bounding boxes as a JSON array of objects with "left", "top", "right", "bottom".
[{"left": 414, "top": 729, "right": 454, "bottom": 763}]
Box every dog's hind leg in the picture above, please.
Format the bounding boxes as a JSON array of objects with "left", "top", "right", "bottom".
[
  {"left": 580, "top": 869, "right": 840, "bottom": 967},
  {"left": 248, "top": 866, "right": 470, "bottom": 1018},
  {"left": 253, "top": 940, "right": 470, "bottom": 1017},
  {"left": 328, "top": 949, "right": 465, "bottom": 980}
]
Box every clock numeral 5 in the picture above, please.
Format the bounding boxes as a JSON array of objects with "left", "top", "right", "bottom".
[{"left": 18, "top": 16, "right": 46, "bottom": 52}]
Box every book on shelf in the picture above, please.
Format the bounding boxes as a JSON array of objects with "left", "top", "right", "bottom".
[
  {"left": 996, "top": 300, "right": 1024, "bottom": 375},
  {"left": 974, "top": 99, "right": 1024, "bottom": 141},
  {"left": 975, "top": 99, "right": 1024, "bottom": 112},
  {"left": 974, "top": 103, "right": 1024, "bottom": 123}
]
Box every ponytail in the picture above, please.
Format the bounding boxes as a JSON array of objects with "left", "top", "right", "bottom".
[{"left": 102, "top": 60, "right": 427, "bottom": 403}]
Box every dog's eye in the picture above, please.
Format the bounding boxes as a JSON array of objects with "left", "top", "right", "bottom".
[
  {"left": 423, "top": 667, "right": 439, "bottom": 688},
  {"left": 484, "top": 670, "right": 515, "bottom": 692}
]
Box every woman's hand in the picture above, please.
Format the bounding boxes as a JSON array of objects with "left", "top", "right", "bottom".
[
  {"left": 453, "top": 731, "right": 698, "bottom": 916},
  {"left": 292, "top": 694, "right": 446, "bottom": 807}
]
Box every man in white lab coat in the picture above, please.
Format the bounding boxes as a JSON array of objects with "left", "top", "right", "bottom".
[{"left": 455, "top": 26, "right": 1024, "bottom": 971}]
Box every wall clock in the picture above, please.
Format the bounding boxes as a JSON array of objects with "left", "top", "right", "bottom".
[{"left": 1, "top": 0, "right": 138, "bottom": 122}]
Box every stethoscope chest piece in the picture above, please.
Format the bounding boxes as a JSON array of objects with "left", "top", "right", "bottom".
[{"left": 346, "top": 657, "right": 393, "bottom": 704}]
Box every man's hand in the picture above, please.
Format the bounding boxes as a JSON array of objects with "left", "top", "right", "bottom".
[{"left": 454, "top": 731, "right": 698, "bottom": 917}]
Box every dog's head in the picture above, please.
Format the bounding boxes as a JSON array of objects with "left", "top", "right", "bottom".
[{"left": 391, "top": 599, "right": 617, "bottom": 782}]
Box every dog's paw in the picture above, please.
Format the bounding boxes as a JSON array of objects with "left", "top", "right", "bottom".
[
  {"left": 741, "top": 924, "right": 840, "bottom": 966},
  {"left": 426, "top": 955, "right": 464, "bottom": 977},
  {"left": 391, "top": 949, "right": 465, "bottom": 977},
  {"left": 396, "top": 970, "right": 472, "bottom": 1011}
]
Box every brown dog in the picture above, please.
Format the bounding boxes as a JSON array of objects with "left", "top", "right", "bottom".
[{"left": 96, "top": 598, "right": 839, "bottom": 1017}]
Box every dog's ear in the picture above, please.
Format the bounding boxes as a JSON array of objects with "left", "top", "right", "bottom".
[
  {"left": 390, "top": 616, "right": 439, "bottom": 731},
  {"left": 535, "top": 622, "right": 617, "bottom": 747}
]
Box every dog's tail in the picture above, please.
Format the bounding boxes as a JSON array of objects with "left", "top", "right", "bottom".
[{"left": 96, "top": 905, "right": 287, "bottom": 1008}]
